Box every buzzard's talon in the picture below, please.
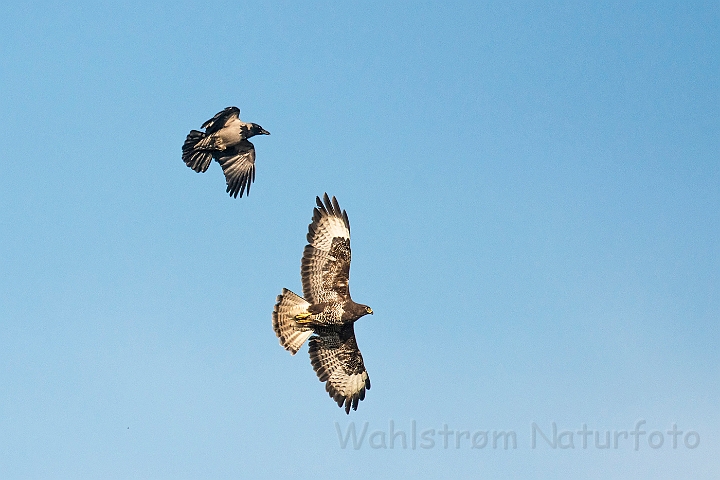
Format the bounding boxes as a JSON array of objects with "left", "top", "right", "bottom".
[{"left": 295, "top": 312, "right": 312, "bottom": 323}]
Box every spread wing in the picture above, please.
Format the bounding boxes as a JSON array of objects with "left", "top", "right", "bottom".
[
  {"left": 301, "top": 193, "right": 352, "bottom": 304},
  {"left": 202, "top": 106, "right": 240, "bottom": 134},
  {"left": 309, "top": 324, "right": 370, "bottom": 414},
  {"left": 215, "top": 139, "right": 256, "bottom": 198}
]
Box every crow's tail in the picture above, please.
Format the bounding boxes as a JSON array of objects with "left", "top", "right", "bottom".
[{"left": 182, "top": 130, "right": 213, "bottom": 173}]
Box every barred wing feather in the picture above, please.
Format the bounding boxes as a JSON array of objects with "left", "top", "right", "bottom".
[
  {"left": 309, "top": 324, "right": 370, "bottom": 414},
  {"left": 301, "top": 194, "right": 352, "bottom": 304}
]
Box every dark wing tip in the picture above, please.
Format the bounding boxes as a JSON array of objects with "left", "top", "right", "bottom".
[
  {"left": 226, "top": 165, "right": 254, "bottom": 198},
  {"left": 315, "top": 193, "right": 346, "bottom": 219},
  {"left": 331, "top": 196, "right": 341, "bottom": 216},
  {"left": 307, "top": 193, "right": 349, "bottom": 243}
]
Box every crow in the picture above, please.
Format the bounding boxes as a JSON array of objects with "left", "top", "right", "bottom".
[{"left": 182, "top": 106, "right": 269, "bottom": 198}]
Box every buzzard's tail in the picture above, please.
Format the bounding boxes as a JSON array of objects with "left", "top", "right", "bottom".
[
  {"left": 273, "top": 288, "right": 313, "bottom": 355},
  {"left": 182, "top": 130, "right": 213, "bottom": 173}
]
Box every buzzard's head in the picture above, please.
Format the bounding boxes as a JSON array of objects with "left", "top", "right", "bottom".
[
  {"left": 349, "top": 302, "right": 373, "bottom": 320},
  {"left": 249, "top": 123, "right": 270, "bottom": 136}
]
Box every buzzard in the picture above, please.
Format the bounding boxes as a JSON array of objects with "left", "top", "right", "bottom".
[
  {"left": 182, "top": 106, "right": 269, "bottom": 198},
  {"left": 273, "top": 194, "right": 373, "bottom": 414}
]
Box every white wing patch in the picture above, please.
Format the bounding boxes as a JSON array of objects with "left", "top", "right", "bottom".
[
  {"left": 331, "top": 371, "right": 369, "bottom": 397},
  {"left": 307, "top": 194, "right": 351, "bottom": 252},
  {"left": 311, "top": 215, "right": 349, "bottom": 251}
]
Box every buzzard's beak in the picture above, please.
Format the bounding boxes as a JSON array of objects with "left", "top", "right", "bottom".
[{"left": 368, "top": 308, "right": 373, "bottom": 315}]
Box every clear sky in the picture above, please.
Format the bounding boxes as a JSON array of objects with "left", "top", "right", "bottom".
[{"left": 1, "top": 1, "right": 718, "bottom": 478}]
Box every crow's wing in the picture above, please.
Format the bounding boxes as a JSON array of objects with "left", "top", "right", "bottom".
[
  {"left": 215, "top": 139, "right": 256, "bottom": 198},
  {"left": 201, "top": 106, "right": 240, "bottom": 134}
]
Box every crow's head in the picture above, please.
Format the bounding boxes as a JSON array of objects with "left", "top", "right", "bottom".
[{"left": 250, "top": 123, "right": 270, "bottom": 136}]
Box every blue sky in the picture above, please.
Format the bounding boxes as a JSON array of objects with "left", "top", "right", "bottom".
[{"left": 1, "top": 1, "right": 718, "bottom": 478}]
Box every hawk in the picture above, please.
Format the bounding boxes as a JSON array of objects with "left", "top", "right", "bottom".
[
  {"left": 273, "top": 194, "right": 373, "bottom": 414},
  {"left": 182, "top": 106, "right": 269, "bottom": 198}
]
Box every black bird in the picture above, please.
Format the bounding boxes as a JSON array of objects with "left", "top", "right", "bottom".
[
  {"left": 273, "top": 194, "right": 373, "bottom": 414},
  {"left": 182, "top": 106, "right": 269, "bottom": 198}
]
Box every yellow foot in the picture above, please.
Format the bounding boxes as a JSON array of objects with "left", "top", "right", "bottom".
[{"left": 295, "top": 312, "right": 312, "bottom": 324}]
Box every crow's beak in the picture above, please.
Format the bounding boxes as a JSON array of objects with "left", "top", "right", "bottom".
[{"left": 261, "top": 128, "right": 270, "bottom": 135}]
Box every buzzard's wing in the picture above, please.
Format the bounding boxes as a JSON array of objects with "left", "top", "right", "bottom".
[
  {"left": 302, "top": 194, "right": 352, "bottom": 304},
  {"left": 202, "top": 106, "right": 240, "bottom": 134},
  {"left": 309, "top": 324, "right": 370, "bottom": 414},
  {"left": 215, "top": 139, "right": 256, "bottom": 198}
]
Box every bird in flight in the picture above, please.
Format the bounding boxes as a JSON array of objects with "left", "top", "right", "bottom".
[
  {"left": 182, "top": 106, "right": 269, "bottom": 198},
  {"left": 273, "top": 194, "right": 373, "bottom": 414}
]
